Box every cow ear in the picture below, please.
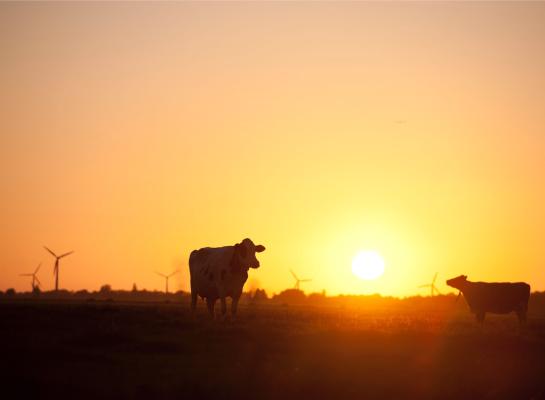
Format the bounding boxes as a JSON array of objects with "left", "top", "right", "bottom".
[
  {"left": 255, "top": 245, "right": 265, "bottom": 253},
  {"left": 463, "top": 275, "right": 468, "bottom": 280}
]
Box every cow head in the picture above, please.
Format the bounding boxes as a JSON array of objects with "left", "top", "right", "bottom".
[
  {"left": 446, "top": 275, "right": 468, "bottom": 290},
  {"left": 232, "top": 238, "right": 266, "bottom": 272}
]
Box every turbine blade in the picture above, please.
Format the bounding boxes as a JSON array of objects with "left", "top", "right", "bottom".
[
  {"left": 35, "top": 263, "right": 42, "bottom": 274},
  {"left": 168, "top": 270, "right": 180, "bottom": 277},
  {"left": 300, "top": 279, "right": 312, "bottom": 282},
  {"left": 35, "top": 276, "right": 41, "bottom": 285},
  {"left": 433, "top": 285, "right": 442, "bottom": 295},
  {"left": 155, "top": 272, "right": 166, "bottom": 278},
  {"left": 418, "top": 284, "right": 430, "bottom": 288},
  {"left": 20, "top": 273, "right": 33, "bottom": 276},
  {"left": 44, "top": 246, "right": 57, "bottom": 257},
  {"left": 290, "top": 270, "right": 299, "bottom": 280},
  {"left": 432, "top": 272, "right": 438, "bottom": 285},
  {"left": 59, "top": 251, "right": 74, "bottom": 258}
]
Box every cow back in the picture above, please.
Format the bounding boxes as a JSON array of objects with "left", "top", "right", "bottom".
[
  {"left": 189, "top": 246, "right": 245, "bottom": 300},
  {"left": 463, "top": 282, "right": 530, "bottom": 314}
]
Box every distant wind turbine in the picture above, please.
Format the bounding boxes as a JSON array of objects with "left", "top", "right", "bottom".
[
  {"left": 418, "top": 272, "right": 442, "bottom": 297},
  {"left": 156, "top": 270, "right": 180, "bottom": 294},
  {"left": 20, "top": 262, "right": 42, "bottom": 291},
  {"left": 44, "top": 246, "right": 74, "bottom": 291},
  {"left": 290, "top": 269, "right": 312, "bottom": 291}
]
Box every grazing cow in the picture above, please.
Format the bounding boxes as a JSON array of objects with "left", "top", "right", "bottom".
[
  {"left": 189, "top": 238, "right": 265, "bottom": 318},
  {"left": 446, "top": 275, "right": 530, "bottom": 324}
]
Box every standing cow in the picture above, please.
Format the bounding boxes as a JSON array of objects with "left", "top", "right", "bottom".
[
  {"left": 446, "top": 275, "right": 530, "bottom": 324},
  {"left": 189, "top": 238, "right": 265, "bottom": 318}
]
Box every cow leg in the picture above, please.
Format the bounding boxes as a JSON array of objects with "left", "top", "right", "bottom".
[
  {"left": 516, "top": 310, "right": 525, "bottom": 325},
  {"left": 190, "top": 290, "right": 197, "bottom": 313},
  {"left": 206, "top": 298, "right": 216, "bottom": 318},
  {"left": 475, "top": 311, "right": 485, "bottom": 324},
  {"left": 231, "top": 296, "right": 240, "bottom": 318},
  {"left": 220, "top": 296, "right": 227, "bottom": 318},
  {"left": 190, "top": 277, "right": 198, "bottom": 314},
  {"left": 516, "top": 306, "right": 527, "bottom": 325}
]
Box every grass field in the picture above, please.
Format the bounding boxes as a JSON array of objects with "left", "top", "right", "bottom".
[{"left": 1, "top": 299, "right": 545, "bottom": 399}]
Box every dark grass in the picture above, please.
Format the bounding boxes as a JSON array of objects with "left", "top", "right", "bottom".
[{"left": 1, "top": 299, "right": 545, "bottom": 399}]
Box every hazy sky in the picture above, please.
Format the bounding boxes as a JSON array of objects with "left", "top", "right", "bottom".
[{"left": 1, "top": 2, "right": 544, "bottom": 296}]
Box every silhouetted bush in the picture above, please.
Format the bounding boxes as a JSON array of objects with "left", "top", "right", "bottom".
[
  {"left": 307, "top": 291, "right": 327, "bottom": 305},
  {"left": 100, "top": 284, "right": 112, "bottom": 294},
  {"left": 6, "top": 288, "right": 16, "bottom": 296},
  {"left": 252, "top": 289, "right": 268, "bottom": 303},
  {"left": 55, "top": 290, "right": 71, "bottom": 297},
  {"left": 272, "top": 289, "right": 307, "bottom": 304}
]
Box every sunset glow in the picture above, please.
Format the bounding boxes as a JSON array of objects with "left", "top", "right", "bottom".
[
  {"left": 1, "top": 3, "right": 545, "bottom": 296},
  {"left": 3, "top": 4, "right": 545, "bottom": 399}
]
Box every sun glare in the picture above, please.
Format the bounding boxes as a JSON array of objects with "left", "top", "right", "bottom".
[{"left": 352, "top": 250, "right": 385, "bottom": 280}]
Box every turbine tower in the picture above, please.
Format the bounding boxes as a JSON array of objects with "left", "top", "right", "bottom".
[
  {"left": 20, "top": 262, "right": 42, "bottom": 291},
  {"left": 290, "top": 269, "right": 312, "bottom": 291},
  {"left": 44, "top": 246, "right": 74, "bottom": 291},
  {"left": 418, "top": 272, "right": 442, "bottom": 297},
  {"left": 156, "top": 270, "right": 180, "bottom": 294}
]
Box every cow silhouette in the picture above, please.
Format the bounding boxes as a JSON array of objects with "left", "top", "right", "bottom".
[
  {"left": 189, "top": 238, "right": 265, "bottom": 318},
  {"left": 446, "top": 275, "right": 530, "bottom": 324}
]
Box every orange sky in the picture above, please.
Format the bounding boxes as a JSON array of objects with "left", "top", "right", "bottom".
[{"left": 1, "top": 3, "right": 544, "bottom": 296}]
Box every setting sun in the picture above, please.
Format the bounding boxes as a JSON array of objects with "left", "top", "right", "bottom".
[{"left": 352, "top": 251, "right": 385, "bottom": 280}]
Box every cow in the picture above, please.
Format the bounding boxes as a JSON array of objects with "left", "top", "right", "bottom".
[
  {"left": 446, "top": 275, "right": 530, "bottom": 324},
  {"left": 189, "top": 238, "right": 265, "bottom": 318}
]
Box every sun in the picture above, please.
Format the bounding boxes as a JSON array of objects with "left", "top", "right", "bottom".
[{"left": 352, "top": 250, "right": 385, "bottom": 280}]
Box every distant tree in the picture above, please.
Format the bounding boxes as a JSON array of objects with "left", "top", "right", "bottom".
[
  {"left": 272, "top": 289, "right": 306, "bottom": 305},
  {"left": 252, "top": 289, "right": 268, "bottom": 303},
  {"left": 74, "top": 289, "right": 89, "bottom": 299},
  {"left": 6, "top": 288, "right": 16, "bottom": 296},
  {"left": 32, "top": 286, "right": 41, "bottom": 295},
  {"left": 132, "top": 283, "right": 138, "bottom": 292},
  {"left": 307, "top": 291, "right": 327, "bottom": 305},
  {"left": 55, "top": 289, "right": 71, "bottom": 298},
  {"left": 100, "top": 284, "right": 112, "bottom": 294}
]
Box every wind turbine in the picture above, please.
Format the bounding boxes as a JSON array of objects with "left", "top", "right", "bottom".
[
  {"left": 418, "top": 272, "right": 442, "bottom": 297},
  {"left": 20, "top": 262, "right": 42, "bottom": 291},
  {"left": 44, "top": 246, "right": 74, "bottom": 291},
  {"left": 155, "top": 270, "right": 180, "bottom": 294},
  {"left": 290, "top": 269, "right": 312, "bottom": 291}
]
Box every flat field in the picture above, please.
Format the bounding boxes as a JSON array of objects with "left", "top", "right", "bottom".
[{"left": 1, "top": 299, "right": 545, "bottom": 399}]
